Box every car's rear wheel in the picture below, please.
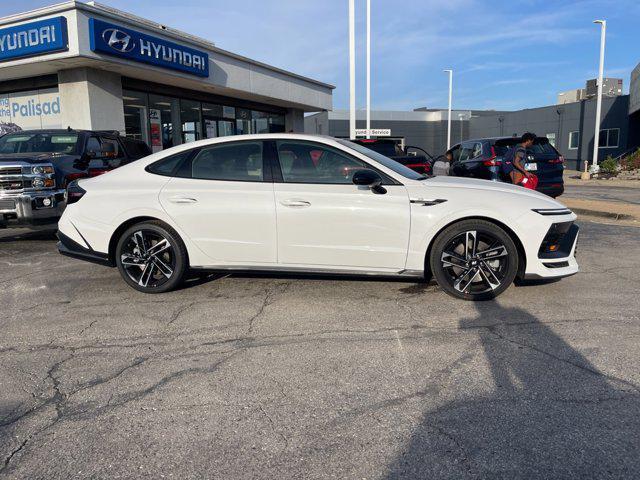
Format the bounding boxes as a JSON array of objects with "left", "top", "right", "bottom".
[
  {"left": 430, "top": 219, "right": 518, "bottom": 301},
  {"left": 115, "top": 221, "right": 187, "bottom": 293}
]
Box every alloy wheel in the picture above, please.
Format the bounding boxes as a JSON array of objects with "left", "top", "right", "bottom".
[
  {"left": 120, "top": 230, "right": 176, "bottom": 289},
  {"left": 440, "top": 230, "right": 509, "bottom": 295}
]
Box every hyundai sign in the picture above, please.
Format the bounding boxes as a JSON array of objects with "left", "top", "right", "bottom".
[
  {"left": 0, "top": 17, "right": 68, "bottom": 62},
  {"left": 89, "top": 18, "right": 209, "bottom": 77}
]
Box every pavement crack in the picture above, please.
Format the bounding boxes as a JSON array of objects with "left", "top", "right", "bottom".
[
  {"left": 258, "top": 405, "right": 289, "bottom": 449},
  {"left": 247, "top": 282, "right": 291, "bottom": 334}
]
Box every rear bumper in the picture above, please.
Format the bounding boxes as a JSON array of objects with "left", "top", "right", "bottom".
[
  {"left": 57, "top": 231, "right": 113, "bottom": 267},
  {"left": 537, "top": 183, "right": 564, "bottom": 198},
  {"left": 0, "top": 190, "right": 66, "bottom": 228}
]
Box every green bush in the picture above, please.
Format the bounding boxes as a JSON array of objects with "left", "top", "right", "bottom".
[
  {"left": 621, "top": 148, "right": 640, "bottom": 171},
  {"left": 599, "top": 156, "right": 618, "bottom": 175}
]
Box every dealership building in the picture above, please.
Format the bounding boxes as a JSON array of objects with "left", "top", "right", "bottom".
[{"left": 0, "top": 1, "right": 333, "bottom": 151}]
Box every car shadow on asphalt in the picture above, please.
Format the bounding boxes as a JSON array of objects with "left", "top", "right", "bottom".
[
  {"left": 0, "top": 229, "right": 57, "bottom": 242},
  {"left": 385, "top": 301, "right": 640, "bottom": 479}
]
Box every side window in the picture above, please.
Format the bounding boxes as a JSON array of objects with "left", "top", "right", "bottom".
[
  {"left": 276, "top": 141, "right": 369, "bottom": 184},
  {"left": 147, "top": 150, "right": 193, "bottom": 176},
  {"left": 458, "top": 143, "right": 474, "bottom": 162},
  {"left": 100, "top": 137, "right": 124, "bottom": 158},
  {"left": 185, "top": 141, "right": 264, "bottom": 182},
  {"left": 86, "top": 136, "right": 101, "bottom": 154},
  {"left": 472, "top": 142, "right": 483, "bottom": 159}
]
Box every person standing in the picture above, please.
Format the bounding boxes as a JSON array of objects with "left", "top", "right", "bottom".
[{"left": 502, "top": 132, "right": 538, "bottom": 189}]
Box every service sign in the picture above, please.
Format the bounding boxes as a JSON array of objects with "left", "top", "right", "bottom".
[
  {"left": 0, "top": 17, "right": 68, "bottom": 62},
  {"left": 355, "top": 128, "right": 391, "bottom": 137},
  {"left": 89, "top": 18, "right": 209, "bottom": 77}
]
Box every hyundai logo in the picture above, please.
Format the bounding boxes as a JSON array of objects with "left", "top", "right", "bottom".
[{"left": 102, "top": 28, "right": 135, "bottom": 53}]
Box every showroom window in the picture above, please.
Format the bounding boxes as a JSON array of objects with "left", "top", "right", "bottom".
[
  {"left": 598, "top": 128, "right": 620, "bottom": 148},
  {"left": 568, "top": 131, "right": 580, "bottom": 150},
  {"left": 122, "top": 89, "right": 286, "bottom": 149}
]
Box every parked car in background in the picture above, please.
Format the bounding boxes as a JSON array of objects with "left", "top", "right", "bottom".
[
  {"left": 447, "top": 136, "right": 565, "bottom": 197},
  {"left": 351, "top": 138, "right": 436, "bottom": 176},
  {"left": 58, "top": 133, "right": 579, "bottom": 301},
  {"left": 0, "top": 129, "right": 151, "bottom": 229}
]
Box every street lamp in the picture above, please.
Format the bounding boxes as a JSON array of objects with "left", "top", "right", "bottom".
[
  {"left": 592, "top": 19, "right": 606, "bottom": 172},
  {"left": 365, "top": 0, "right": 371, "bottom": 139},
  {"left": 458, "top": 113, "right": 465, "bottom": 142},
  {"left": 444, "top": 69, "right": 453, "bottom": 150},
  {"left": 348, "top": 0, "right": 356, "bottom": 140}
]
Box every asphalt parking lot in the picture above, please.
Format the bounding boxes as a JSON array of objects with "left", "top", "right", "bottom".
[{"left": 1, "top": 219, "right": 639, "bottom": 479}]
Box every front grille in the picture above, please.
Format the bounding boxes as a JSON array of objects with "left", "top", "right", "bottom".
[
  {"left": 0, "top": 179, "right": 24, "bottom": 191},
  {"left": 0, "top": 167, "right": 22, "bottom": 176}
]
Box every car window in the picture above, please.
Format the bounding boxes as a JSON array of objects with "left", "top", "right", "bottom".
[
  {"left": 187, "top": 141, "right": 263, "bottom": 182},
  {"left": 122, "top": 138, "right": 152, "bottom": 159},
  {"left": 147, "top": 150, "right": 193, "bottom": 176},
  {"left": 337, "top": 139, "right": 423, "bottom": 180},
  {"left": 458, "top": 143, "right": 475, "bottom": 161},
  {"left": 277, "top": 140, "right": 369, "bottom": 184},
  {"left": 86, "top": 136, "right": 101, "bottom": 153},
  {"left": 99, "top": 137, "right": 124, "bottom": 159},
  {"left": 472, "top": 142, "right": 483, "bottom": 158}
]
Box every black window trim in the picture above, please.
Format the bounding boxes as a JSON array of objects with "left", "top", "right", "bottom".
[{"left": 269, "top": 138, "right": 401, "bottom": 186}]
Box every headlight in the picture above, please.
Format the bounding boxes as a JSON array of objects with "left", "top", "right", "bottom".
[
  {"left": 32, "top": 178, "right": 45, "bottom": 189},
  {"left": 31, "top": 178, "right": 55, "bottom": 189},
  {"left": 32, "top": 165, "right": 54, "bottom": 175}
]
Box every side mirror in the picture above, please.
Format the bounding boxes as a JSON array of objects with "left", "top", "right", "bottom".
[
  {"left": 85, "top": 150, "right": 97, "bottom": 159},
  {"left": 352, "top": 169, "right": 386, "bottom": 194}
]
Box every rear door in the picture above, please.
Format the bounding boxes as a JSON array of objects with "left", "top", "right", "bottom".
[{"left": 158, "top": 140, "right": 277, "bottom": 264}]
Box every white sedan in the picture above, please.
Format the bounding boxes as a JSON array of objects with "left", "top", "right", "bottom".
[{"left": 57, "top": 134, "right": 579, "bottom": 301}]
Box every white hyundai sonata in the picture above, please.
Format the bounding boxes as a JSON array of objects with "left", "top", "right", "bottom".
[{"left": 57, "top": 134, "right": 579, "bottom": 300}]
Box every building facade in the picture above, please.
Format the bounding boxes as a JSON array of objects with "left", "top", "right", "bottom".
[{"left": 0, "top": 2, "right": 333, "bottom": 151}]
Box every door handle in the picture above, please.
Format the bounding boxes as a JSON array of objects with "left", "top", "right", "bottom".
[
  {"left": 280, "top": 199, "right": 311, "bottom": 208},
  {"left": 168, "top": 196, "right": 198, "bottom": 204}
]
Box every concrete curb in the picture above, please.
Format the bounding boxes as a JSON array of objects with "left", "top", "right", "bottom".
[{"left": 571, "top": 208, "right": 636, "bottom": 221}]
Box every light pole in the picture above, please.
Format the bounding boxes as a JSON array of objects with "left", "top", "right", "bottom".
[
  {"left": 444, "top": 69, "right": 453, "bottom": 150},
  {"left": 349, "top": 0, "right": 356, "bottom": 140},
  {"left": 592, "top": 19, "right": 606, "bottom": 172},
  {"left": 458, "top": 113, "right": 465, "bottom": 143},
  {"left": 365, "top": 0, "right": 371, "bottom": 139}
]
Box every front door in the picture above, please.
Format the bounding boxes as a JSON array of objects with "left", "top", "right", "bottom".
[
  {"left": 159, "top": 141, "right": 277, "bottom": 264},
  {"left": 271, "top": 140, "right": 411, "bottom": 270}
]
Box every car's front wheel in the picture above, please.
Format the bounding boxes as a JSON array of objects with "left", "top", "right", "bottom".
[
  {"left": 430, "top": 219, "right": 519, "bottom": 301},
  {"left": 115, "top": 221, "right": 187, "bottom": 293}
]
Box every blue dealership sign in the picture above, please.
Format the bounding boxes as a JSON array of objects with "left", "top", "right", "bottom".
[
  {"left": 0, "top": 17, "right": 68, "bottom": 62},
  {"left": 89, "top": 18, "right": 209, "bottom": 77}
]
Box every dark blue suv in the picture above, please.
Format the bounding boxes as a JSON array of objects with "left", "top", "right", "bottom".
[{"left": 447, "top": 136, "right": 565, "bottom": 197}]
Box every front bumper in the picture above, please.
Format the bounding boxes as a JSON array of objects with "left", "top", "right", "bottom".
[
  {"left": 0, "top": 190, "right": 66, "bottom": 228},
  {"left": 524, "top": 222, "right": 579, "bottom": 280}
]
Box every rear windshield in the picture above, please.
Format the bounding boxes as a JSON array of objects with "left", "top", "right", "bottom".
[{"left": 493, "top": 138, "right": 557, "bottom": 156}]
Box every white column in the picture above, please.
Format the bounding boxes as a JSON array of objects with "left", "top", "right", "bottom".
[
  {"left": 592, "top": 19, "right": 606, "bottom": 170},
  {"left": 365, "top": 0, "right": 371, "bottom": 139},
  {"left": 444, "top": 69, "right": 453, "bottom": 150},
  {"left": 349, "top": 0, "right": 356, "bottom": 140}
]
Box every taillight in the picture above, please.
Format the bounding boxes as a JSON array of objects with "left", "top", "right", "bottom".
[
  {"left": 65, "top": 172, "right": 88, "bottom": 187},
  {"left": 549, "top": 157, "right": 564, "bottom": 164},
  {"left": 88, "top": 168, "right": 111, "bottom": 177},
  {"left": 483, "top": 147, "right": 500, "bottom": 166},
  {"left": 65, "top": 181, "right": 86, "bottom": 205}
]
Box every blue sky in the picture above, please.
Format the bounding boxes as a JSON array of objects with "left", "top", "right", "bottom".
[{"left": 2, "top": 0, "right": 639, "bottom": 112}]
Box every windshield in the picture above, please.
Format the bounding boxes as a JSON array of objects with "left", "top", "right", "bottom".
[
  {"left": 0, "top": 132, "right": 79, "bottom": 155},
  {"left": 338, "top": 139, "right": 425, "bottom": 180}
]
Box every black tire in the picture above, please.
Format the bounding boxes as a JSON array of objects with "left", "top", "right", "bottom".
[
  {"left": 429, "top": 219, "right": 518, "bottom": 301},
  {"left": 115, "top": 221, "right": 188, "bottom": 293}
]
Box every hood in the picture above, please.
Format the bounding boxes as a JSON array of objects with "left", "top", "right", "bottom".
[
  {"left": 421, "top": 175, "right": 559, "bottom": 203},
  {"left": 0, "top": 152, "right": 70, "bottom": 165}
]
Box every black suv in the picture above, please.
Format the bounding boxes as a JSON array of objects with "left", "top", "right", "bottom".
[
  {"left": 447, "top": 136, "right": 565, "bottom": 197},
  {"left": 0, "top": 129, "right": 151, "bottom": 229}
]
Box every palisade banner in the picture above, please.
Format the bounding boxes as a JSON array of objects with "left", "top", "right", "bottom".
[{"left": 0, "top": 88, "right": 62, "bottom": 133}]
